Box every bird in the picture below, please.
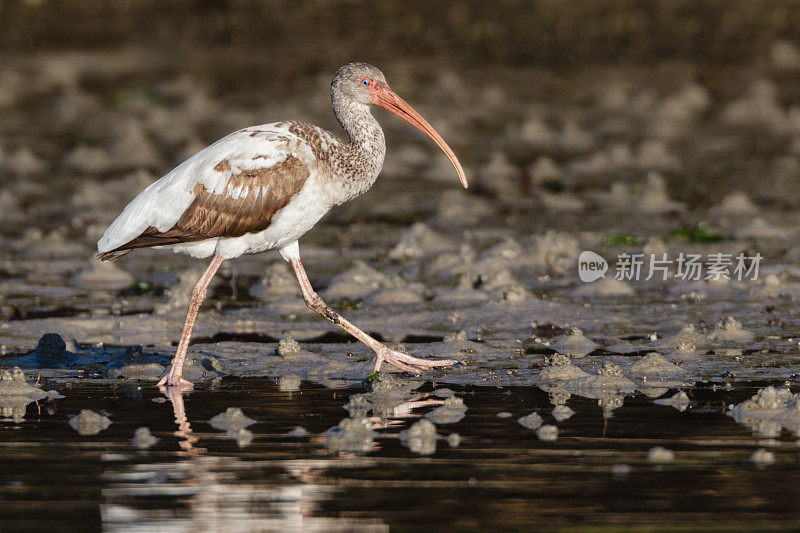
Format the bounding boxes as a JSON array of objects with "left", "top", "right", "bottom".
[{"left": 96, "top": 62, "right": 469, "bottom": 390}]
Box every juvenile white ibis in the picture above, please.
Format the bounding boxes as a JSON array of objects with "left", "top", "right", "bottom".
[{"left": 97, "top": 63, "right": 468, "bottom": 389}]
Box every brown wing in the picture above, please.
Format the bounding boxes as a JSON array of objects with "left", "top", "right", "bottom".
[{"left": 98, "top": 155, "right": 310, "bottom": 261}]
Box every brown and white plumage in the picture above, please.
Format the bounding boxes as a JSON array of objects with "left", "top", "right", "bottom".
[
  {"left": 96, "top": 62, "right": 468, "bottom": 389},
  {"left": 98, "top": 122, "right": 358, "bottom": 260}
]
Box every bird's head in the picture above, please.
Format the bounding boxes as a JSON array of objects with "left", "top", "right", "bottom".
[{"left": 332, "top": 62, "right": 468, "bottom": 189}]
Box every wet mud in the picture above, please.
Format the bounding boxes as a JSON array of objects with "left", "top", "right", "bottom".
[{"left": 3, "top": 12, "right": 800, "bottom": 529}]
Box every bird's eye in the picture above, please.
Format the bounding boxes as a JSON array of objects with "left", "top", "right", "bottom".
[{"left": 360, "top": 78, "right": 371, "bottom": 87}]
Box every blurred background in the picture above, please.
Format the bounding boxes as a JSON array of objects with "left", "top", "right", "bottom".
[
  {"left": 3, "top": 0, "right": 800, "bottom": 319},
  {"left": 3, "top": 3, "right": 800, "bottom": 530},
  {"left": 2, "top": 0, "right": 800, "bottom": 218}
]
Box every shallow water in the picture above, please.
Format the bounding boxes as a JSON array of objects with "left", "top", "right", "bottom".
[
  {"left": 1, "top": 378, "right": 799, "bottom": 531},
  {"left": 4, "top": 5, "right": 800, "bottom": 530}
]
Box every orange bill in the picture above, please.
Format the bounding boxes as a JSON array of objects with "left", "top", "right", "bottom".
[{"left": 372, "top": 82, "right": 468, "bottom": 188}]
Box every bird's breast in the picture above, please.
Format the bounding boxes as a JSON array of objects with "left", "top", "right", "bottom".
[
  {"left": 213, "top": 174, "right": 334, "bottom": 257},
  {"left": 287, "top": 121, "right": 386, "bottom": 206}
]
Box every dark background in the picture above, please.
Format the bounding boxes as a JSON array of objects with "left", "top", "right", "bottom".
[
  {"left": 1, "top": 1, "right": 800, "bottom": 232},
  {"left": 3, "top": 0, "right": 800, "bottom": 65}
]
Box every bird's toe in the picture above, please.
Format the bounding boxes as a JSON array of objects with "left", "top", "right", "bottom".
[{"left": 157, "top": 373, "right": 194, "bottom": 392}]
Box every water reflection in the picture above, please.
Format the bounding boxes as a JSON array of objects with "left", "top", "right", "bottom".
[
  {"left": 101, "top": 386, "right": 389, "bottom": 532},
  {"left": 0, "top": 367, "right": 62, "bottom": 423},
  {"left": 1, "top": 378, "right": 794, "bottom": 530},
  {"left": 0, "top": 395, "right": 35, "bottom": 423}
]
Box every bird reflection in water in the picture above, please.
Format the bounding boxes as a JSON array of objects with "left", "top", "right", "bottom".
[{"left": 101, "top": 385, "right": 390, "bottom": 532}]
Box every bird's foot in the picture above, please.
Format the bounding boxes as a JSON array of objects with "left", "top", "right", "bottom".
[
  {"left": 374, "top": 346, "right": 455, "bottom": 374},
  {"left": 156, "top": 371, "right": 194, "bottom": 392}
]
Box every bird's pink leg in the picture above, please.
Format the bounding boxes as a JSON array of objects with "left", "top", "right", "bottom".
[
  {"left": 289, "top": 258, "right": 455, "bottom": 374},
  {"left": 157, "top": 254, "right": 224, "bottom": 390}
]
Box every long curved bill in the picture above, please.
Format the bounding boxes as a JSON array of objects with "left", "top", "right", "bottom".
[{"left": 372, "top": 82, "right": 468, "bottom": 188}]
